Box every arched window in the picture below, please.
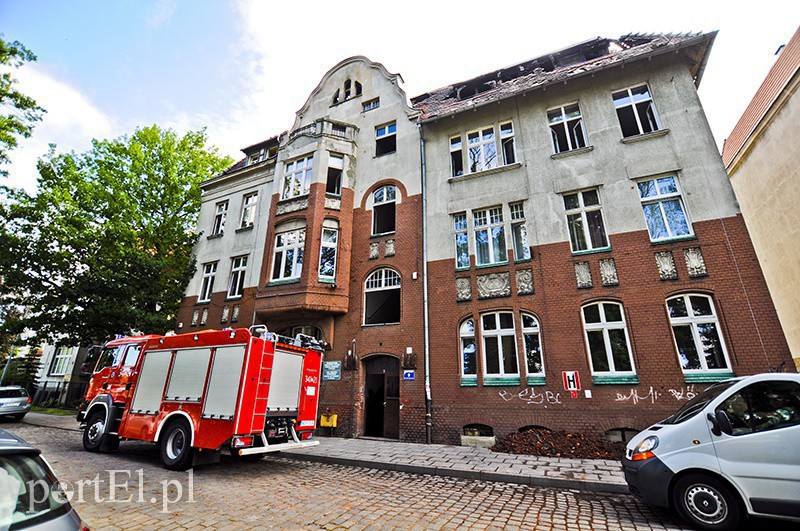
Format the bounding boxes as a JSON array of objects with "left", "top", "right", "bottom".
[
  {"left": 372, "top": 185, "right": 397, "bottom": 235},
  {"left": 667, "top": 294, "right": 731, "bottom": 376},
  {"left": 460, "top": 319, "right": 477, "bottom": 384},
  {"left": 332, "top": 89, "right": 340, "bottom": 105},
  {"left": 344, "top": 79, "right": 352, "bottom": 100},
  {"left": 364, "top": 268, "right": 401, "bottom": 325},
  {"left": 271, "top": 221, "right": 306, "bottom": 281},
  {"left": 481, "top": 312, "right": 519, "bottom": 381},
  {"left": 521, "top": 313, "right": 544, "bottom": 381},
  {"left": 581, "top": 302, "right": 635, "bottom": 381}
]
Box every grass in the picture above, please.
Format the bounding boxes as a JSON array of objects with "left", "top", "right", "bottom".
[{"left": 30, "top": 406, "right": 77, "bottom": 416}]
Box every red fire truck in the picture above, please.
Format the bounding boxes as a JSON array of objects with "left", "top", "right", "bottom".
[{"left": 77, "top": 326, "right": 323, "bottom": 470}]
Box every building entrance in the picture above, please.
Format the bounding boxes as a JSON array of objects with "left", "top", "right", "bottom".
[{"left": 363, "top": 355, "right": 399, "bottom": 438}]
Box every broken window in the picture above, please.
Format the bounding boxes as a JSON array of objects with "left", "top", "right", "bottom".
[
  {"left": 453, "top": 213, "right": 469, "bottom": 269},
  {"left": 500, "top": 122, "right": 516, "bottom": 164},
  {"left": 450, "top": 136, "right": 464, "bottom": 177},
  {"left": 267, "top": 146, "right": 278, "bottom": 158},
  {"left": 364, "top": 268, "right": 401, "bottom": 325},
  {"left": 613, "top": 85, "right": 661, "bottom": 138},
  {"left": 509, "top": 202, "right": 530, "bottom": 261},
  {"left": 318, "top": 226, "right": 338, "bottom": 281},
  {"left": 248, "top": 151, "right": 262, "bottom": 165},
  {"left": 199, "top": 262, "right": 217, "bottom": 302},
  {"left": 344, "top": 79, "right": 352, "bottom": 100},
  {"left": 227, "top": 255, "right": 247, "bottom": 298},
  {"left": 332, "top": 89, "right": 340, "bottom": 105},
  {"left": 282, "top": 155, "right": 313, "bottom": 199},
  {"left": 563, "top": 189, "right": 608, "bottom": 252},
  {"left": 327, "top": 154, "right": 343, "bottom": 195},
  {"left": 548, "top": 103, "right": 587, "bottom": 153},
  {"left": 363, "top": 98, "right": 379, "bottom": 112},
  {"left": 372, "top": 185, "right": 396, "bottom": 235},
  {"left": 375, "top": 122, "right": 396, "bottom": 156},
  {"left": 355, "top": 81, "right": 362, "bottom": 96},
  {"left": 467, "top": 127, "right": 497, "bottom": 173},
  {"left": 271, "top": 228, "right": 305, "bottom": 281},
  {"left": 473, "top": 207, "right": 506, "bottom": 265},
  {"left": 211, "top": 201, "right": 228, "bottom": 236}
]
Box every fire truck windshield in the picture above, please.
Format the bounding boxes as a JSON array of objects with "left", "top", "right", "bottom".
[{"left": 94, "top": 346, "right": 125, "bottom": 372}]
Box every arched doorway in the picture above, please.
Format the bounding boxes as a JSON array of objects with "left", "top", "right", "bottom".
[{"left": 363, "top": 355, "right": 399, "bottom": 439}]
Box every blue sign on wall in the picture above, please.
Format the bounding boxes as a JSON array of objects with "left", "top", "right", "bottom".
[{"left": 403, "top": 370, "right": 415, "bottom": 381}]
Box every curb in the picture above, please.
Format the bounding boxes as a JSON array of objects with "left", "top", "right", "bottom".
[
  {"left": 280, "top": 452, "right": 629, "bottom": 495},
  {"left": 22, "top": 418, "right": 81, "bottom": 433}
]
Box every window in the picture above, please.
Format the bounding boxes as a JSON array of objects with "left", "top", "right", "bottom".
[
  {"left": 363, "top": 98, "right": 379, "bottom": 112},
  {"left": 582, "top": 302, "right": 635, "bottom": 376},
  {"left": 271, "top": 229, "right": 305, "bottom": 281},
  {"left": 717, "top": 381, "right": 800, "bottom": 435},
  {"left": 227, "top": 256, "right": 247, "bottom": 298},
  {"left": 122, "top": 345, "right": 141, "bottom": 367},
  {"left": 282, "top": 155, "right": 314, "bottom": 199},
  {"left": 473, "top": 207, "right": 507, "bottom": 265},
  {"left": 200, "top": 308, "right": 208, "bottom": 325},
  {"left": 481, "top": 312, "right": 518, "bottom": 377},
  {"left": 49, "top": 347, "right": 72, "bottom": 376},
  {"left": 199, "top": 262, "right": 217, "bottom": 302},
  {"left": 319, "top": 228, "right": 338, "bottom": 280},
  {"left": 500, "top": 122, "right": 516, "bottom": 164},
  {"left": 563, "top": 189, "right": 609, "bottom": 252},
  {"left": 450, "top": 136, "right": 464, "bottom": 177},
  {"left": 327, "top": 154, "right": 343, "bottom": 195},
  {"left": 211, "top": 201, "right": 228, "bottom": 236},
  {"left": 239, "top": 192, "right": 258, "bottom": 229},
  {"left": 372, "top": 185, "right": 396, "bottom": 235},
  {"left": 344, "top": 79, "right": 352, "bottom": 100},
  {"left": 460, "top": 319, "right": 477, "bottom": 379},
  {"left": 509, "top": 202, "right": 530, "bottom": 261},
  {"left": 375, "top": 122, "right": 396, "bottom": 156},
  {"left": 247, "top": 151, "right": 262, "bottom": 165},
  {"left": 548, "top": 103, "right": 587, "bottom": 153},
  {"left": 613, "top": 84, "right": 661, "bottom": 138},
  {"left": 637, "top": 175, "right": 692, "bottom": 241},
  {"left": 191, "top": 309, "right": 199, "bottom": 326},
  {"left": 221, "top": 305, "right": 229, "bottom": 323},
  {"left": 467, "top": 127, "right": 497, "bottom": 173},
  {"left": 364, "top": 268, "right": 401, "bottom": 325},
  {"left": 667, "top": 294, "right": 730, "bottom": 374},
  {"left": 453, "top": 213, "right": 469, "bottom": 269},
  {"left": 231, "top": 304, "right": 240, "bottom": 322},
  {"left": 279, "top": 325, "right": 323, "bottom": 340},
  {"left": 521, "top": 313, "right": 543, "bottom": 376},
  {"left": 355, "top": 81, "right": 362, "bottom": 96}
]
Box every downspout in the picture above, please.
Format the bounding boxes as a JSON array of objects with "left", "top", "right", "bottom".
[{"left": 418, "top": 122, "right": 433, "bottom": 444}]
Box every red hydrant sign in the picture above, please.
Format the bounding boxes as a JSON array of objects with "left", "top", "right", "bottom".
[{"left": 562, "top": 371, "right": 580, "bottom": 399}]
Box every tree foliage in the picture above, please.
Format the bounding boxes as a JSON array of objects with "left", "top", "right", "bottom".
[
  {"left": 0, "top": 125, "right": 233, "bottom": 345},
  {"left": 1, "top": 35, "right": 45, "bottom": 177}
]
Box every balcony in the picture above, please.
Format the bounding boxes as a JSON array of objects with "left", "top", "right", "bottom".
[{"left": 288, "top": 119, "right": 357, "bottom": 142}]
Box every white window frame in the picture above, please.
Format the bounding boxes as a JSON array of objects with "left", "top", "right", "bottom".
[
  {"left": 211, "top": 201, "right": 228, "bottom": 236},
  {"left": 547, "top": 103, "right": 587, "bottom": 153},
  {"left": 453, "top": 213, "right": 469, "bottom": 269},
  {"left": 282, "top": 155, "right": 314, "bottom": 200},
  {"left": 467, "top": 126, "right": 498, "bottom": 173},
  {"left": 318, "top": 228, "right": 339, "bottom": 281},
  {"left": 509, "top": 202, "right": 530, "bottom": 261},
  {"left": 227, "top": 255, "right": 248, "bottom": 298},
  {"left": 449, "top": 135, "right": 464, "bottom": 178},
  {"left": 371, "top": 185, "right": 397, "bottom": 235},
  {"left": 460, "top": 318, "right": 477, "bottom": 378},
  {"left": 375, "top": 122, "right": 397, "bottom": 156},
  {"left": 49, "top": 347, "right": 72, "bottom": 376},
  {"left": 581, "top": 302, "right": 636, "bottom": 376},
  {"left": 563, "top": 188, "right": 609, "bottom": 253},
  {"left": 637, "top": 175, "right": 693, "bottom": 241},
  {"left": 613, "top": 84, "right": 662, "bottom": 137},
  {"left": 499, "top": 121, "right": 516, "bottom": 165},
  {"left": 239, "top": 192, "right": 258, "bottom": 229},
  {"left": 271, "top": 229, "right": 306, "bottom": 281},
  {"left": 363, "top": 268, "right": 401, "bottom": 326},
  {"left": 199, "top": 262, "right": 217, "bottom": 302},
  {"left": 473, "top": 206, "right": 507, "bottom": 266},
  {"left": 521, "top": 313, "right": 544, "bottom": 376},
  {"left": 480, "top": 312, "right": 519, "bottom": 378},
  {"left": 667, "top": 294, "right": 732, "bottom": 374}
]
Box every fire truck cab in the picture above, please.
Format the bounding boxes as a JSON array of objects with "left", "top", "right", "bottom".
[{"left": 77, "top": 327, "right": 323, "bottom": 470}]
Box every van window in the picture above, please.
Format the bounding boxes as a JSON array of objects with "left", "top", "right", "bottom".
[
  {"left": 718, "top": 381, "right": 800, "bottom": 435},
  {"left": 664, "top": 381, "right": 736, "bottom": 424}
]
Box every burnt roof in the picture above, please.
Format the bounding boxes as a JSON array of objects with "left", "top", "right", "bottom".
[
  {"left": 241, "top": 133, "right": 282, "bottom": 155},
  {"left": 411, "top": 32, "right": 716, "bottom": 121}
]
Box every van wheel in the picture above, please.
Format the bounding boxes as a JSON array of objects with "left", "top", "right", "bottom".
[
  {"left": 83, "top": 410, "right": 107, "bottom": 452},
  {"left": 673, "top": 474, "right": 742, "bottom": 530},
  {"left": 159, "top": 419, "right": 194, "bottom": 471}
]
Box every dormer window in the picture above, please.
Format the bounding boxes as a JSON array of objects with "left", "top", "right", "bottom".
[{"left": 247, "top": 151, "right": 262, "bottom": 165}]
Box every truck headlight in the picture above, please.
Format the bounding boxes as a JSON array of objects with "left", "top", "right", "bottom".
[{"left": 631, "top": 436, "right": 659, "bottom": 461}]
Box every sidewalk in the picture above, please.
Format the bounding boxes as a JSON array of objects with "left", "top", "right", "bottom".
[{"left": 23, "top": 412, "right": 628, "bottom": 494}]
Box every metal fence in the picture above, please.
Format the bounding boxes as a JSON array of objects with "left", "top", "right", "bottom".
[{"left": 30, "top": 380, "right": 89, "bottom": 409}]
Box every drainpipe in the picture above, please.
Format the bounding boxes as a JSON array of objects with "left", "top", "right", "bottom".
[{"left": 418, "top": 122, "right": 433, "bottom": 444}]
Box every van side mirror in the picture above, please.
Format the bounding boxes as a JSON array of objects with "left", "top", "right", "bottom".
[
  {"left": 715, "top": 410, "right": 733, "bottom": 436},
  {"left": 707, "top": 412, "right": 720, "bottom": 436}
]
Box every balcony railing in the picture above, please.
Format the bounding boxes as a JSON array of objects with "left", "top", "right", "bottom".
[{"left": 288, "top": 119, "right": 357, "bottom": 142}]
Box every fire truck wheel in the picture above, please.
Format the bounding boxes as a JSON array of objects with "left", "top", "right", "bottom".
[
  {"left": 83, "top": 410, "right": 107, "bottom": 452},
  {"left": 160, "top": 419, "right": 194, "bottom": 471}
]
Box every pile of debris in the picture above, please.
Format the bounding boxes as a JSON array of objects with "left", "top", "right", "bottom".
[{"left": 491, "top": 429, "right": 625, "bottom": 460}]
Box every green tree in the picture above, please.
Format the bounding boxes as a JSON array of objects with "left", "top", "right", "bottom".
[
  {"left": 1, "top": 35, "right": 45, "bottom": 178},
  {"left": 0, "top": 125, "right": 232, "bottom": 345}
]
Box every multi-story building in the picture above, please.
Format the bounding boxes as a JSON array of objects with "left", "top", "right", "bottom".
[{"left": 177, "top": 33, "right": 794, "bottom": 445}]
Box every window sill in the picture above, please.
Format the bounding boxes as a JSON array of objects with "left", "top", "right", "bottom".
[
  {"left": 374, "top": 151, "right": 396, "bottom": 158},
  {"left": 194, "top": 301, "right": 210, "bottom": 307},
  {"left": 475, "top": 261, "right": 508, "bottom": 270},
  {"left": 620, "top": 129, "right": 670, "bottom": 144},
  {"left": 550, "top": 145, "right": 594, "bottom": 160},
  {"left": 235, "top": 225, "right": 254, "bottom": 234},
  {"left": 370, "top": 231, "right": 396, "bottom": 239},
  {"left": 318, "top": 278, "right": 336, "bottom": 285},
  {"left": 224, "top": 295, "right": 242, "bottom": 302},
  {"left": 460, "top": 376, "right": 478, "bottom": 387},
  {"left": 650, "top": 234, "right": 697, "bottom": 246},
  {"left": 592, "top": 374, "right": 639, "bottom": 385},
  {"left": 483, "top": 376, "right": 521, "bottom": 386},
  {"left": 267, "top": 278, "right": 301, "bottom": 286},
  {"left": 362, "top": 322, "right": 400, "bottom": 328},
  {"left": 526, "top": 376, "right": 546, "bottom": 386},
  {"left": 514, "top": 257, "right": 532, "bottom": 264},
  {"left": 571, "top": 246, "right": 612, "bottom": 257},
  {"left": 448, "top": 161, "right": 522, "bottom": 183},
  {"left": 683, "top": 371, "right": 734, "bottom": 384},
  {"left": 455, "top": 266, "right": 470, "bottom": 272},
  {"left": 206, "top": 233, "right": 223, "bottom": 240}
]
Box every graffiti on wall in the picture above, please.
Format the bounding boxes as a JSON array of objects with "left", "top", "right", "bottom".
[
  {"left": 614, "top": 385, "right": 698, "bottom": 405},
  {"left": 499, "top": 388, "right": 562, "bottom": 405}
]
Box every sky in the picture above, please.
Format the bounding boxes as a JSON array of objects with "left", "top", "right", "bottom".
[{"left": 2, "top": 0, "right": 799, "bottom": 194}]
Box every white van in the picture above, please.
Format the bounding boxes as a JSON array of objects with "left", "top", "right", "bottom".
[{"left": 622, "top": 373, "right": 800, "bottom": 530}]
